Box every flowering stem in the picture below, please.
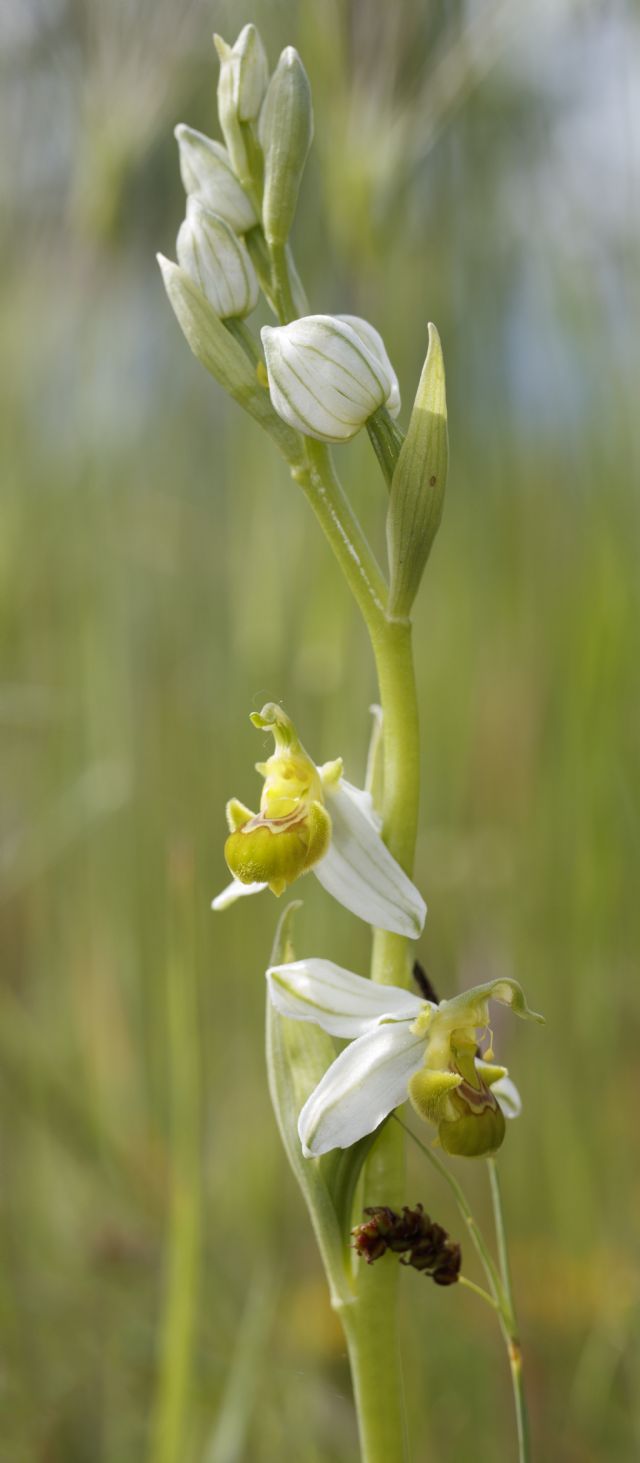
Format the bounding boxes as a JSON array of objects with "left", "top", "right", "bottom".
[
  {"left": 349, "top": 620, "right": 422, "bottom": 1461},
  {"left": 369, "top": 620, "right": 420, "bottom": 991},
  {"left": 289, "top": 440, "right": 417, "bottom": 1460},
  {"left": 272, "top": 237, "right": 418, "bottom": 1463},
  {"left": 487, "top": 1158, "right": 531, "bottom": 1463},
  {"left": 269, "top": 239, "right": 298, "bottom": 324},
  {"left": 298, "top": 440, "right": 389, "bottom": 636}
]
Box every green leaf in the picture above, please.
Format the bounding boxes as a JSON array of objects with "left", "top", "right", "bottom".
[
  {"left": 265, "top": 903, "right": 377, "bottom": 1304},
  {"left": 386, "top": 322, "right": 448, "bottom": 616}
]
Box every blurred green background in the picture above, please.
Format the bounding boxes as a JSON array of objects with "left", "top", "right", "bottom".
[{"left": 1, "top": 0, "right": 639, "bottom": 1459}]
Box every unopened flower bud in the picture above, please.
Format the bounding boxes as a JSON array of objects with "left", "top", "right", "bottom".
[
  {"left": 259, "top": 47, "right": 313, "bottom": 247},
  {"left": 177, "top": 199, "right": 258, "bottom": 319},
  {"left": 215, "top": 25, "right": 268, "bottom": 124},
  {"left": 214, "top": 26, "right": 269, "bottom": 187},
  {"left": 261, "top": 314, "right": 400, "bottom": 443},
  {"left": 174, "top": 124, "right": 257, "bottom": 234}
]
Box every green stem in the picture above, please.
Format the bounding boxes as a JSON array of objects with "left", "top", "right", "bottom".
[
  {"left": 350, "top": 622, "right": 421, "bottom": 1459},
  {"left": 366, "top": 407, "right": 405, "bottom": 489},
  {"left": 340, "top": 1118, "right": 409, "bottom": 1463},
  {"left": 296, "top": 428, "right": 415, "bottom": 1462},
  {"left": 272, "top": 240, "right": 415, "bottom": 1461},
  {"left": 369, "top": 620, "right": 420, "bottom": 991},
  {"left": 299, "top": 439, "right": 389, "bottom": 639},
  {"left": 269, "top": 239, "right": 297, "bottom": 323},
  {"left": 488, "top": 1158, "right": 531, "bottom": 1463}
]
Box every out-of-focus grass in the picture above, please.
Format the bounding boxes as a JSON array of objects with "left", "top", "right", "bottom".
[{"left": 1, "top": 1, "right": 639, "bottom": 1459}]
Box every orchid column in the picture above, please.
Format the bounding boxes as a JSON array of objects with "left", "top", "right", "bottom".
[{"left": 158, "top": 25, "right": 539, "bottom": 1463}]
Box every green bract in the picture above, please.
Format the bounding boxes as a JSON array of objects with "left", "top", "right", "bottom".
[{"left": 387, "top": 323, "right": 449, "bottom": 616}]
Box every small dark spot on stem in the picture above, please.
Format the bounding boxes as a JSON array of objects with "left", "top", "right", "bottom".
[{"left": 429, "top": 475, "right": 437, "bottom": 486}]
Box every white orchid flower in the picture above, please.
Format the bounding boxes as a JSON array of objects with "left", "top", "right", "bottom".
[
  {"left": 212, "top": 703, "right": 425, "bottom": 939},
  {"left": 266, "top": 959, "right": 543, "bottom": 1159},
  {"left": 261, "top": 314, "right": 400, "bottom": 442}
]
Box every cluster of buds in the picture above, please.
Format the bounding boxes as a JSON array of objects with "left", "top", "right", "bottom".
[
  {"left": 352, "top": 1204, "right": 462, "bottom": 1287},
  {"left": 160, "top": 25, "right": 314, "bottom": 329},
  {"left": 159, "top": 22, "right": 449, "bottom": 618},
  {"left": 159, "top": 24, "right": 439, "bottom": 495}
]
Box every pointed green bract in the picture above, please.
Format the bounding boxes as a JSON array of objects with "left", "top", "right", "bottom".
[{"left": 387, "top": 323, "right": 449, "bottom": 616}]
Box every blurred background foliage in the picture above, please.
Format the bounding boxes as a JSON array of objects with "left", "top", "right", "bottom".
[{"left": 1, "top": 0, "right": 639, "bottom": 1459}]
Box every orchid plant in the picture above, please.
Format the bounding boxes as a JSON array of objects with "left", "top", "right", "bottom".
[{"left": 159, "top": 23, "right": 542, "bottom": 1463}]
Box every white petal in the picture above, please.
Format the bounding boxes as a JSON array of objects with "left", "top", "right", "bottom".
[
  {"left": 314, "top": 779, "right": 426, "bottom": 937},
  {"left": 323, "top": 773, "right": 382, "bottom": 833},
  {"left": 492, "top": 1075, "right": 522, "bottom": 1120},
  {"left": 266, "top": 958, "right": 424, "bottom": 1037},
  {"left": 212, "top": 878, "right": 266, "bottom": 911},
  {"left": 298, "top": 1022, "right": 425, "bottom": 1156}
]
